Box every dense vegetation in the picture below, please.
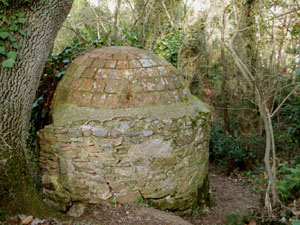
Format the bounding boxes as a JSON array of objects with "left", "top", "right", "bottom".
[{"left": 24, "top": 0, "right": 299, "bottom": 223}]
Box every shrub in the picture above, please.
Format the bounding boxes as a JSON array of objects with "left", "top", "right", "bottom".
[
  {"left": 277, "top": 160, "right": 300, "bottom": 202},
  {"left": 225, "top": 213, "right": 250, "bottom": 225},
  {"left": 153, "top": 27, "right": 184, "bottom": 66},
  {"left": 209, "top": 124, "right": 260, "bottom": 172},
  {"left": 275, "top": 97, "right": 300, "bottom": 156}
]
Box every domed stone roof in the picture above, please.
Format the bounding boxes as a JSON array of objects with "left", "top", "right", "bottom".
[
  {"left": 53, "top": 46, "right": 187, "bottom": 111},
  {"left": 39, "top": 46, "right": 211, "bottom": 211}
]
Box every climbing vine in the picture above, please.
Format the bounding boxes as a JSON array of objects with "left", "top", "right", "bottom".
[{"left": 0, "top": 0, "right": 29, "bottom": 68}]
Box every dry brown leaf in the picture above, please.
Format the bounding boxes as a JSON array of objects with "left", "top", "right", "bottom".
[
  {"left": 248, "top": 220, "right": 257, "bottom": 225},
  {"left": 292, "top": 207, "right": 300, "bottom": 216},
  {"left": 21, "top": 215, "right": 33, "bottom": 224}
]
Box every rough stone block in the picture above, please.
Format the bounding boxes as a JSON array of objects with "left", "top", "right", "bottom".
[
  {"left": 67, "top": 202, "right": 87, "bottom": 217},
  {"left": 125, "top": 130, "right": 140, "bottom": 137},
  {"left": 109, "top": 181, "right": 127, "bottom": 193},
  {"left": 111, "top": 128, "right": 122, "bottom": 137},
  {"left": 92, "top": 127, "right": 108, "bottom": 137},
  {"left": 68, "top": 129, "right": 82, "bottom": 137},
  {"left": 115, "top": 191, "right": 140, "bottom": 204},
  {"left": 142, "top": 130, "right": 153, "bottom": 136}
]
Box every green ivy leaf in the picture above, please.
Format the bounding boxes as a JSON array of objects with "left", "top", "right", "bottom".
[
  {"left": 2, "top": 58, "right": 15, "bottom": 68},
  {"left": 0, "top": 40, "right": 4, "bottom": 46},
  {"left": 7, "top": 51, "right": 17, "bottom": 59},
  {"left": 15, "top": 12, "right": 25, "bottom": 18},
  {"left": 0, "top": 31, "right": 9, "bottom": 39},
  {"left": 12, "top": 43, "right": 18, "bottom": 49},
  {"left": 9, "top": 36, "right": 16, "bottom": 42},
  {"left": 0, "top": 0, "right": 9, "bottom": 6},
  {"left": 55, "top": 71, "right": 65, "bottom": 78},
  {"left": 0, "top": 46, "right": 5, "bottom": 55},
  {"left": 1, "top": 15, "right": 10, "bottom": 25},
  {"left": 16, "top": 18, "right": 26, "bottom": 24},
  {"left": 9, "top": 24, "right": 18, "bottom": 31},
  {"left": 19, "top": 30, "right": 26, "bottom": 36}
]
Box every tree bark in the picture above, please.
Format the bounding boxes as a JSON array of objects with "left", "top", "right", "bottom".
[
  {"left": 0, "top": 0, "right": 73, "bottom": 216},
  {"left": 220, "top": 5, "right": 230, "bottom": 133}
]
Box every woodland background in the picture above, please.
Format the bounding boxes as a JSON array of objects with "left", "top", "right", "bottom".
[{"left": 23, "top": 0, "right": 300, "bottom": 223}]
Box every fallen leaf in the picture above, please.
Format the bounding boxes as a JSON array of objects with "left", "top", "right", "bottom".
[
  {"left": 248, "top": 220, "right": 256, "bottom": 225},
  {"left": 31, "top": 218, "right": 44, "bottom": 225},
  {"left": 21, "top": 215, "right": 33, "bottom": 224},
  {"left": 292, "top": 209, "right": 300, "bottom": 216}
]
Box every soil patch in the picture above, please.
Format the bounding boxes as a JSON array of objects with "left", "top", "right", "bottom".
[{"left": 185, "top": 172, "right": 261, "bottom": 224}]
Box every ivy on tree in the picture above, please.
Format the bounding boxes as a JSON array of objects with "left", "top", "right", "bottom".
[{"left": 0, "top": 1, "right": 27, "bottom": 68}]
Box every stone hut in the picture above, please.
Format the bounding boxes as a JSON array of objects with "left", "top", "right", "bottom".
[{"left": 38, "top": 46, "right": 210, "bottom": 212}]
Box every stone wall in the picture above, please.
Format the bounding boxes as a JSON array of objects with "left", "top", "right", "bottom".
[{"left": 38, "top": 114, "right": 210, "bottom": 212}]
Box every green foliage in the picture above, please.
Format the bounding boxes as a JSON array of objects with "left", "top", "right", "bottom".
[
  {"left": 283, "top": 99, "right": 300, "bottom": 146},
  {"left": 191, "top": 206, "right": 203, "bottom": 217},
  {"left": 277, "top": 160, "right": 300, "bottom": 202},
  {"left": 136, "top": 196, "right": 153, "bottom": 207},
  {"left": 0, "top": 208, "right": 6, "bottom": 225},
  {"left": 1, "top": 57, "right": 15, "bottom": 68},
  {"left": 120, "top": 31, "right": 142, "bottom": 48},
  {"left": 153, "top": 28, "right": 184, "bottom": 66},
  {"left": 209, "top": 124, "right": 260, "bottom": 172},
  {"left": 242, "top": 171, "right": 265, "bottom": 192},
  {"left": 0, "top": 2, "right": 28, "bottom": 68},
  {"left": 274, "top": 96, "right": 300, "bottom": 156},
  {"left": 291, "top": 21, "right": 300, "bottom": 36},
  {"left": 291, "top": 220, "right": 300, "bottom": 225},
  {"left": 225, "top": 213, "right": 250, "bottom": 225}
]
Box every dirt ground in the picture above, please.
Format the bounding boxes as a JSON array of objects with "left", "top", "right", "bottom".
[
  {"left": 185, "top": 172, "right": 261, "bottom": 225},
  {"left": 7, "top": 169, "right": 261, "bottom": 225}
]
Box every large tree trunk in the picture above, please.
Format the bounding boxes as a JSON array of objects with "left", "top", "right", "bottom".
[{"left": 0, "top": 0, "right": 73, "bottom": 216}]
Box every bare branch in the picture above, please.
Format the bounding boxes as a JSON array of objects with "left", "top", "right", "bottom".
[
  {"left": 227, "top": 32, "right": 254, "bottom": 88},
  {"left": 271, "top": 86, "right": 299, "bottom": 118},
  {"left": 161, "top": 0, "right": 175, "bottom": 26}
]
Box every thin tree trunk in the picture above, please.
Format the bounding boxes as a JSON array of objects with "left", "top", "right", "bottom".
[
  {"left": 0, "top": 0, "right": 73, "bottom": 216},
  {"left": 228, "top": 32, "right": 280, "bottom": 212},
  {"left": 112, "top": 0, "right": 122, "bottom": 45},
  {"left": 256, "top": 89, "right": 278, "bottom": 212},
  {"left": 220, "top": 5, "right": 230, "bottom": 133}
]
